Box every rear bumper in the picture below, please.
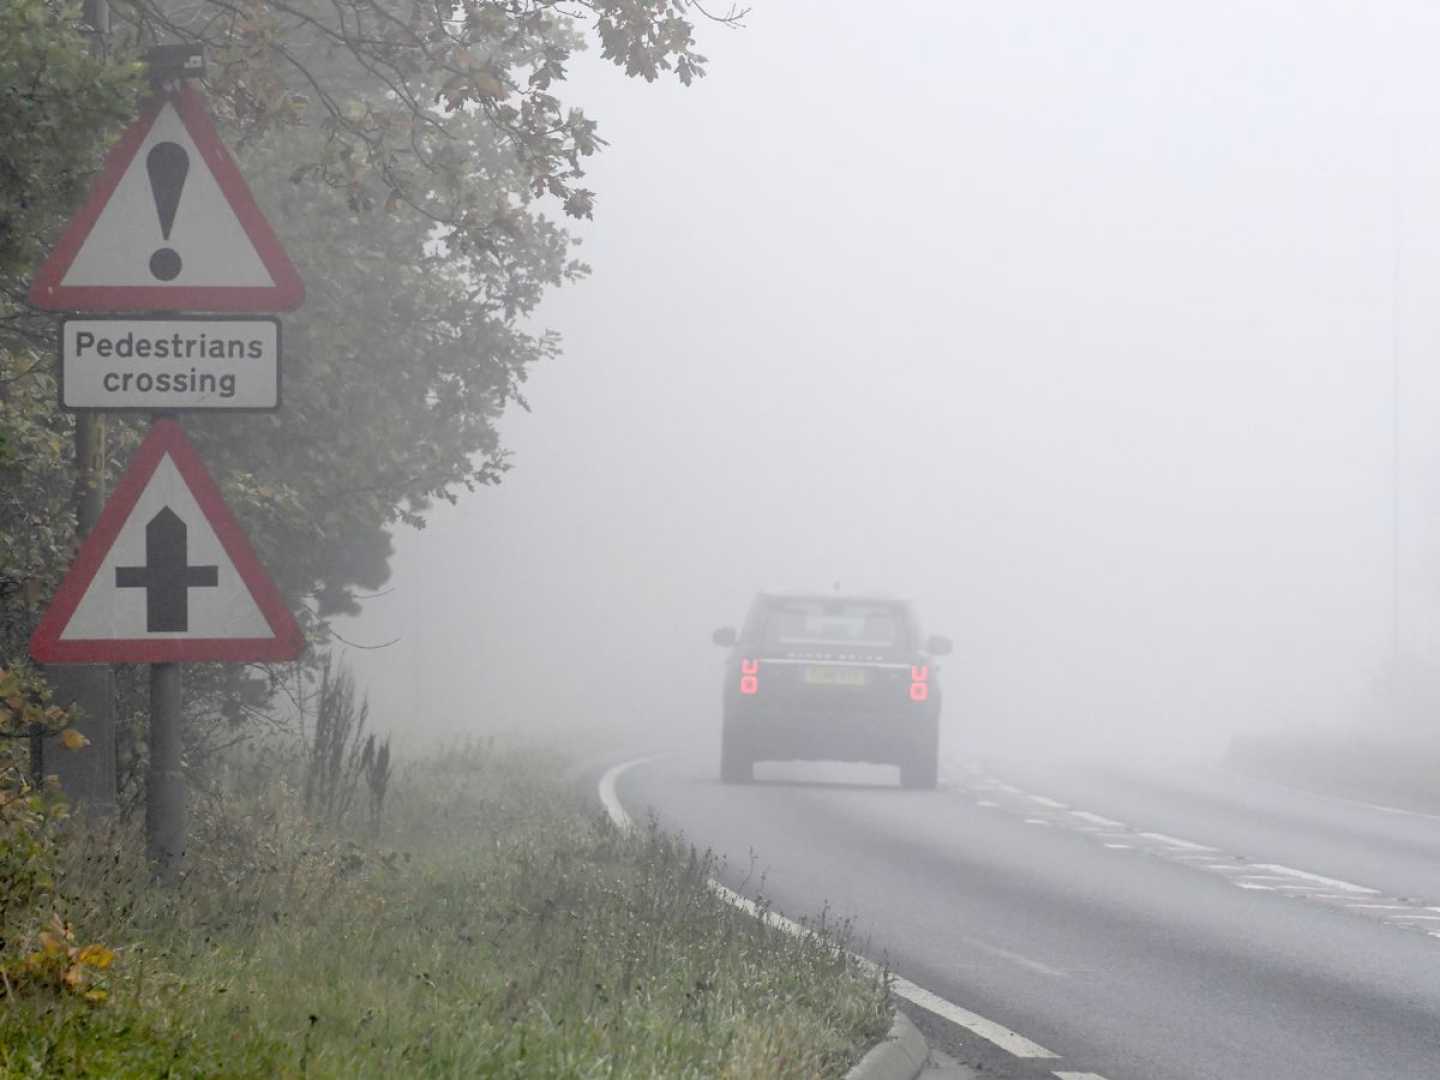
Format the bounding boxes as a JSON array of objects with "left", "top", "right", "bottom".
[{"left": 723, "top": 704, "right": 937, "bottom": 765}]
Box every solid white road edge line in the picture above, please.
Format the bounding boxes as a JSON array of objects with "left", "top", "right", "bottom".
[
  {"left": 1244, "top": 771, "right": 1440, "bottom": 824},
  {"left": 597, "top": 755, "right": 659, "bottom": 830},
  {"left": 889, "top": 976, "right": 1060, "bottom": 1060},
  {"left": 597, "top": 757, "right": 1065, "bottom": 1062},
  {"left": 1355, "top": 799, "right": 1440, "bottom": 822}
]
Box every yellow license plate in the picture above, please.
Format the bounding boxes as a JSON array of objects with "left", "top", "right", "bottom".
[{"left": 803, "top": 666, "right": 867, "bottom": 687}]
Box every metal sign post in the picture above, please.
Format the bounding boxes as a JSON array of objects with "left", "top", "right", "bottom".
[{"left": 147, "top": 658, "right": 183, "bottom": 872}]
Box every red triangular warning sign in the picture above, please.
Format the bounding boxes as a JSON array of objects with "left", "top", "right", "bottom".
[
  {"left": 31, "top": 420, "right": 304, "bottom": 663},
  {"left": 29, "top": 83, "right": 303, "bottom": 313}
]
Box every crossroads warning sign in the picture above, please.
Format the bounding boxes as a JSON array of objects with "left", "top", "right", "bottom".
[
  {"left": 28, "top": 83, "right": 303, "bottom": 313},
  {"left": 30, "top": 420, "right": 304, "bottom": 663}
]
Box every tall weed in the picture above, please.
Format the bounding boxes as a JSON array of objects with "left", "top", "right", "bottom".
[{"left": 300, "top": 658, "right": 390, "bottom": 834}]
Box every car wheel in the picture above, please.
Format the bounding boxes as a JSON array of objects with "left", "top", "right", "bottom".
[{"left": 720, "top": 724, "right": 752, "bottom": 784}]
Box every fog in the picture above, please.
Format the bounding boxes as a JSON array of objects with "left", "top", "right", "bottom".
[{"left": 339, "top": 3, "right": 1440, "bottom": 763}]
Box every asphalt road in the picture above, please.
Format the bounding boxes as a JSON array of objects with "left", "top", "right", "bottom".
[{"left": 613, "top": 747, "right": 1440, "bottom": 1080}]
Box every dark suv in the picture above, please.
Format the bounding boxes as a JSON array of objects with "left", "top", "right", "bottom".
[{"left": 712, "top": 593, "right": 951, "bottom": 789}]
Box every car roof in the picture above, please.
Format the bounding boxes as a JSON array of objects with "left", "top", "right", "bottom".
[{"left": 755, "top": 590, "right": 912, "bottom": 607}]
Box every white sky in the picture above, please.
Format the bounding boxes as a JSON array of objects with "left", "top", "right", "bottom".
[{"left": 340, "top": 2, "right": 1440, "bottom": 759}]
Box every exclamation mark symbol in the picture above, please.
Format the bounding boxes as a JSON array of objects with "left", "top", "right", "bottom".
[{"left": 147, "top": 142, "right": 189, "bottom": 281}]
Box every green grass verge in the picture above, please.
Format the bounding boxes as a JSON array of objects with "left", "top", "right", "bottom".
[{"left": 1, "top": 744, "right": 890, "bottom": 1078}]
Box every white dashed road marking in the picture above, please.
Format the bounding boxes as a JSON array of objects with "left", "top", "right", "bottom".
[
  {"left": 1345, "top": 904, "right": 1416, "bottom": 911},
  {"left": 1069, "top": 810, "right": 1125, "bottom": 827},
  {"left": 1246, "top": 864, "right": 1379, "bottom": 895},
  {"left": 963, "top": 936, "right": 1070, "bottom": 979},
  {"left": 1138, "top": 831, "right": 1217, "bottom": 852},
  {"left": 955, "top": 762, "right": 1438, "bottom": 942},
  {"left": 1028, "top": 795, "right": 1069, "bottom": 809}
]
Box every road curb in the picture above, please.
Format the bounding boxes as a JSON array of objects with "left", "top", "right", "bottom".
[{"left": 846, "top": 1010, "right": 929, "bottom": 1080}]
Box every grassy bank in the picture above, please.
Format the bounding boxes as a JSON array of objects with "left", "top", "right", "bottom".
[{"left": 1, "top": 743, "right": 889, "bottom": 1078}]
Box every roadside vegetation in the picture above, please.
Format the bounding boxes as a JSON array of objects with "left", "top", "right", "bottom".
[
  {"left": 1, "top": 698, "right": 889, "bottom": 1078},
  {"left": 0, "top": 5, "right": 894, "bottom": 1073},
  {"left": 0, "top": 5, "right": 897, "bottom": 1073}
]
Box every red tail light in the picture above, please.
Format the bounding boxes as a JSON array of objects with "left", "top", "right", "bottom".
[
  {"left": 740, "top": 658, "right": 759, "bottom": 695},
  {"left": 910, "top": 665, "right": 929, "bottom": 702}
]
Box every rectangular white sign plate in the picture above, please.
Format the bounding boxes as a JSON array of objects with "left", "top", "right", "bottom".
[{"left": 59, "top": 316, "right": 280, "bottom": 411}]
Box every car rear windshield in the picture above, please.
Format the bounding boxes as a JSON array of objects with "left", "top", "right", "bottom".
[{"left": 759, "top": 599, "right": 909, "bottom": 650}]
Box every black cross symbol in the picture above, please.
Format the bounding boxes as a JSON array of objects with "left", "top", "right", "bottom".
[{"left": 115, "top": 507, "right": 219, "bottom": 632}]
